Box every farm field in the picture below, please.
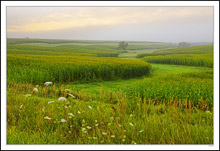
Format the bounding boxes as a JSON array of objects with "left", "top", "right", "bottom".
[
  {"left": 7, "top": 38, "right": 214, "bottom": 144},
  {"left": 138, "top": 45, "right": 213, "bottom": 67}
]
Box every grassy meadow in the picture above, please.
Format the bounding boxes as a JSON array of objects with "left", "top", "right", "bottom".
[{"left": 7, "top": 38, "right": 213, "bottom": 144}]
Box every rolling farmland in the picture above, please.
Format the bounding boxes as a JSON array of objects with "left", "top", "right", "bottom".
[{"left": 6, "top": 38, "right": 214, "bottom": 144}]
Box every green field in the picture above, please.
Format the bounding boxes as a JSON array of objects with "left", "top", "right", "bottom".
[
  {"left": 7, "top": 38, "right": 213, "bottom": 144},
  {"left": 137, "top": 45, "right": 213, "bottom": 67}
]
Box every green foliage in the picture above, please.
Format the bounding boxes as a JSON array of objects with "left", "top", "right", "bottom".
[
  {"left": 6, "top": 38, "right": 213, "bottom": 144},
  {"left": 137, "top": 45, "right": 213, "bottom": 58},
  {"left": 7, "top": 44, "right": 119, "bottom": 57},
  {"left": 7, "top": 54, "right": 151, "bottom": 83},
  {"left": 178, "top": 42, "right": 191, "bottom": 48},
  {"left": 142, "top": 54, "right": 213, "bottom": 67},
  {"left": 118, "top": 41, "right": 128, "bottom": 50},
  {"left": 7, "top": 82, "right": 213, "bottom": 144},
  {"left": 120, "top": 71, "right": 213, "bottom": 109}
]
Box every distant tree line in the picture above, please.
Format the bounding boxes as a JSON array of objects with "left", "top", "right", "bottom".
[
  {"left": 178, "top": 42, "right": 191, "bottom": 48},
  {"left": 118, "top": 41, "right": 128, "bottom": 50}
]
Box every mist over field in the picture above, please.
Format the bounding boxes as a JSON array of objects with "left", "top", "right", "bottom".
[{"left": 7, "top": 7, "right": 213, "bottom": 43}]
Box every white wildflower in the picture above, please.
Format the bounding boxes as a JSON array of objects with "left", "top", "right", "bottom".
[
  {"left": 61, "top": 119, "right": 66, "bottom": 123},
  {"left": 81, "top": 128, "right": 87, "bottom": 133},
  {"left": 139, "top": 130, "right": 144, "bottom": 133},
  {"left": 68, "top": 94, "right": 76, "bottom": 99},
  {"left": 83, "top": 130, "right": 87, "bottom": 134},
  {"left": 68, "top": 113, "right": 74, "bottom": 117},
  {"left": 48, "top": 101, "right": 54, "bottom": 104},
  {"left": 77, "top": 111, "right": 81, "bottom": 114},
  {"left": 65, "top": 105, "right": 70, "bottom": 108},
  {"left": 95, "top": 124, "right": 99, "bottom": 127},
  {"left": 111, "top": 135, "right": 115, "bottom": 138},
  {"left": 87, "top": 126, "right": 92, "bottom": 129},
  {"left": 132, "top": 141, "right": 137, "bottom": 144},
  {"left": 19, "top": 105, "right": 23, "bottom": 109},
  {"left": 129, "top": 123, "right": 134, "bottom": 126},
  {"left": 102, "top": 132, "right": 107, "bottom": 135},
  {"left": 24, "top": 94, "right": 31, "bottom": 97},
  {"left": 88, "top": 105, "right": 92, "bottom": 109},
  {"left": 58, "top": 97, "right": 66, "bottom": 101},
  {"left": 33, "top": 88, "right": 38, "bottom": 93},
  {"left": 44, "top": 116, "right": 51, "bottom": 120},
  {"left": 44, "top": 82, "right": 52, "bottom": 86}
]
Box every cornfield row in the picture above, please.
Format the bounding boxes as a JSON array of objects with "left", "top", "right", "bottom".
[
  {"left": 7, "top": 45, "right": 119, "bottom": 57},
  {"left": 137, "top": 45, "right": 213, "bottom": 58},
  {"left": 7, "top": 54, "right": 151, "bottom": 83},
  {"left": 121, "top": 71, "right": 213, "bottom": 109},
  {"left": 142, "top": 54, "right": 213, "bottom": 67}
]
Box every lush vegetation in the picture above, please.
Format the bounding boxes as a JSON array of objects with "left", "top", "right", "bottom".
[
  {"left": 142, "top": 54, "right": 213, "bottom": 67},
  {"left": 7, "top": 71, "right": 213, "bottom": 144},
  {"left": 7, "top": 38, "right": 177, "bottom": 58},
  {"left": 6, "top": 38, "right": 213, "bottom": 144},
  {"left": 121, "top": 71, "right": 213, "bottom": 110},
  {"left": 7, "top": 54, "right": 151, "bottom": 83},
  {"left": 7, "top": 45, "right": 120, "bottom": 57},
  {"left": 136, "top": 45, "right": 213, "bottom": 58}
]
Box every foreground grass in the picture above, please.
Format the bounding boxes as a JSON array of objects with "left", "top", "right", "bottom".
[{"left": 7, "top": 88, "right": 213, "bottom": 144}]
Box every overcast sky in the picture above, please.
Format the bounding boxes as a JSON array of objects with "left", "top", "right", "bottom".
[{"left": 7, "top": 7, "right": 213, "bottom": 43}]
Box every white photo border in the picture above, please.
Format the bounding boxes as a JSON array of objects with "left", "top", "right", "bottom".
[{"left": 1, "top": 1, "right": 219, "bottom": 150}]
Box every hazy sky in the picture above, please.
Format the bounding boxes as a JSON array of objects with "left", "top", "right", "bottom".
[{"left": 7, "top": 7, "right": 213, "bottom": 42}]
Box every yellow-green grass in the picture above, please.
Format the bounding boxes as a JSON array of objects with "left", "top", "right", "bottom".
[
  {"left": 142, "top": 54, "right": 213, "bottom": 67},
  {"left": 7, "top": 82, "right": 213, "bottom": 144},
  {"left": 7, "top": 54, "right": 151, "bottom": 83},
  {"left": 137, "top": 45, "right": 213, "bottom": 58},
  {"left": 6, "top": 39, "right": 213, "bottom": 144},
  {"left": 120, "top": 70, "right": 213, "bottom": 110},
  {"left": 7, "top": 69, "right": 213, "bottom": 110},
  {"left": 7, "top": 38, "right": 177, "bottom": 58},
  {"left": 7, "top": 44, "right": 120, "bottom": 57}
]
